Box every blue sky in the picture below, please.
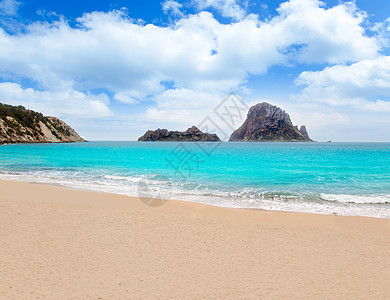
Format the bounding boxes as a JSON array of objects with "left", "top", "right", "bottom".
[{"left": 0, "top": 0, "right": 390, "bottom": 141}]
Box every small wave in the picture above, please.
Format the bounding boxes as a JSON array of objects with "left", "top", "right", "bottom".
[
  {"left": 102, "top": 174, "right": 144, "bottom": 183},
  {"left": 320, "top": 193, "right": 390, "bottom": 204},
  {"left": 0, "top": 169, "right": 389, "bottom": 218}
]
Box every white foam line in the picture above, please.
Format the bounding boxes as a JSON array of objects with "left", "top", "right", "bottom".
[{"left": 0, "top": 172, "right": 389, "bottom": 219}]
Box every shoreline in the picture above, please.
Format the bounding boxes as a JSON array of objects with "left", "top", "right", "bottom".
[
  {"left": 3, "top": 178, "right": 389, "bottom": 224},
  {"left": 1, "top": 176, "right": 390, "bottom": 220},
  {"left": 1, "top": 179, "right": 390, "bottom": 298}
]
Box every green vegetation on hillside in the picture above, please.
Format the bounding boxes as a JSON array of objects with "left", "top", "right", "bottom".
[{"left": 0, "top": 103, "right": 65, "bottom": 138}]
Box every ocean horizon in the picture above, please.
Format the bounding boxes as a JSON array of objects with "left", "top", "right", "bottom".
[{"left": 1, "top": 141, "right": 389, "bottom": 219}]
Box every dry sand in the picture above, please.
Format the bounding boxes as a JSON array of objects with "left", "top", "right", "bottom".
[{"left": 0, "top": 180, "right": 389, "bottom": 299}]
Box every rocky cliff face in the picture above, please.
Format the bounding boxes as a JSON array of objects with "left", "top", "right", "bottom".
[
  {"left": 0, "top": 103, "right": 86, "bottom": 144},
  {"left": 298, "top": 125, "right": 310, "bottom": 139},
  {"left": 138, "top": 126, "right": 221, "bottom": 141},
  {"left": 229, "top": 102, "right": 312, "bottom": 142}
]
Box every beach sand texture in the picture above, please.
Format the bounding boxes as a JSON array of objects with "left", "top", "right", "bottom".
[{"left": 0, "top": 180, "right": 389, "bottom": 299}]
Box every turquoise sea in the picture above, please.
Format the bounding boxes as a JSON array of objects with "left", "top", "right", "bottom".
[{"left": 0, "top": 141, "right": 389, "bottom": 218}]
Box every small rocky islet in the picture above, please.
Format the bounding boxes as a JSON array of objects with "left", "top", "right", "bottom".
[
  {"left": 138, "top": 126, "right": 221, "bottom": 142},
  {"left": 139, "top": 102, "right": 312, "bottom": 142},
  {"left": 229, "top": 102, "right": 312, "bottom": 142}
]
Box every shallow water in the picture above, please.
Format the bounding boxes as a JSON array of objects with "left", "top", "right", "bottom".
[{"left": 1, "top": 141, "right": 389, "bottom": 218}]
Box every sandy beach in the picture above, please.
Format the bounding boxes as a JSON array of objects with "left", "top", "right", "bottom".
[{"left": 0, "top": 180, "right": 389, "bottom": 299}]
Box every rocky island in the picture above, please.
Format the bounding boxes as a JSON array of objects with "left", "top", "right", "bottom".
[
  {"left": 0, "top": 103, "right": 86, "bottom": 144},
  {"left": 229, "top": 102, "right": 312, "bottom": 142},
  {"left": 138, "top": 126, "right": 221, "bottom": 142}
]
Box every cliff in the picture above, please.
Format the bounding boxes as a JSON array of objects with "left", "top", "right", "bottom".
[
  {"left": 229, "top": 102, "right": 312, "bottom": 142},
  {"left": 0, "top": 103, "right": 86, "bottom": 144},
  {"left": 138, "top": 126, "right": 221, "bottom": 142}
]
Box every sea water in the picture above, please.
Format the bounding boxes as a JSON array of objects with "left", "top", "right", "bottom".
[{"left": 0, "top": 141, "right": 389, "bottom": 218}]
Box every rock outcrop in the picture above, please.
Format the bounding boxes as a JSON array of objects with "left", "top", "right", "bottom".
[
  {"left": 138, "top": 126, "right": 221, "bottom": 142},
  {"left": 0, "top": 103, "right": 86, "bottom": 144},
  {"left": 299, "top": 125, "right": 310, "bottom": 139},
  {"left": 229, "top": 102, "right": 312, "bottom": 142}
]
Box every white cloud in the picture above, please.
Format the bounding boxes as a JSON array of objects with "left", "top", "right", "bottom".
[
  {"left": 162, "top": 0, "right": 183, "bottom": 17},
  {"left": 145, "top": 88, "right": 222, "bottom": 125},
  {"left": 273, "top": 0, "right": 377, "bottom": 64},
  {"left": 0, "top": 0, "right": 20, "bottom": 16},
  {"left": 372, "top": 17, "right": 390, "bottom": 48},
  {"left": 296, "top": 56, "right": 390, "bottom": 112},
  {"left": 193, "top": 0, "right": 246, "bottom": 21},
  {"left": 0, "top": 82, "right": 111, "bottom": 118},
  {"left": 0, "top": 0, "right": 378, "bottom": 98},
  {"left": 113, "top": 92, "right": 138, "bottom": 104}
]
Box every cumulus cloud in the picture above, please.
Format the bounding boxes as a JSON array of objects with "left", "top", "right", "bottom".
[
  {"left": 0, "top": 0, "right": 20, "bottom": 16},
  {"left": 372, "top": 17, "right": 390, "bottom": 48},
  {"left": 273, "top": 0, "right": 377, "bottom": 64},
  {"left": 296, "top": 56, "right": 390, "bottom": 112},
  {"left": 0, "top": 0, "right": 378, "bottom": 97},
  {"left": 162, "top": 0, "right": 183, "bottom": 17},
  {"left": 0, "top": 82, "right": 111, "bottom": 118},
  {"left": 193, "top": 0, "right": 247, "bottom": 21}
]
